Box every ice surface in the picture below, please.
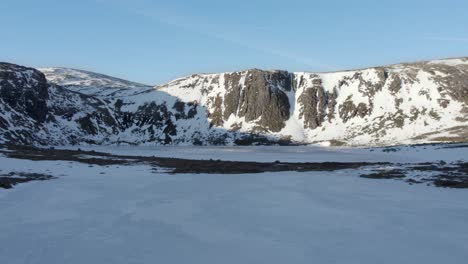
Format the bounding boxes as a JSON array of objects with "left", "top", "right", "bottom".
[
  {"left": 0, "top": 154, "right": 468, "bottom": 264},
  {"left": 59, "top": 144, "right": 468, "bottom": 163}
]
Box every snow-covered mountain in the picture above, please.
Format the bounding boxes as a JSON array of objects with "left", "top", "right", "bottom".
[
  {"left": 1, "top": 57, "right": 467, "bottom": 146},
  {"left": 153, "top": 59, "right": 468, "bottom": 146},
  {"left": 39, "top": 67, "right": 152, "bottom": 97}
]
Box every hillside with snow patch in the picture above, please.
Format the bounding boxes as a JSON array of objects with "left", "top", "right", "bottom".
[{"left": 1, "top": 57, "right": 467, "bottom": 146}]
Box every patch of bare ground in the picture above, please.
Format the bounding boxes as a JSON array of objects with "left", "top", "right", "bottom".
[
  {"left": 360, "top": 169, "right": 405, "bottom": 179},
  {"left": 360, "top": 162, "right": 468, "bottom": 188},
  {"left": 0, "top": 172, "right": 55, "bottom": 189},
  {"left": 1, "top": 145, "right": 384, "bottom": 174},
  {"left": 2, "top": 144, "right": 467, "bottom": 189}
]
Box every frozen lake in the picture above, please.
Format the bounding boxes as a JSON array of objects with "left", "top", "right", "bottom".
[
  {"left": 1, "top": 153, "right": 468, "bottom": 264},
  {"left": 61, "top": 144, "right": 468, "bottom": 163}
]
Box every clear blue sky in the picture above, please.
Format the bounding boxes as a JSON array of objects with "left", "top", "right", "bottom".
[{"left": 1, "top": 0, "right": 467, "bottom": 85}]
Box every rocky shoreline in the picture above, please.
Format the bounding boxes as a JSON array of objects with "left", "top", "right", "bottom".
[{"left": 1, "top": 144, "right": 467, "bottom": 189}]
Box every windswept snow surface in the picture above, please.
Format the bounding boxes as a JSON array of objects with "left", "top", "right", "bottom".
[{"left": 1, "top": 153, "right": 468, "bottom": 264}]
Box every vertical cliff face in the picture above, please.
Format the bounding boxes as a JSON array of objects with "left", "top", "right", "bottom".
[
  {"left": 0, "top": 63, "right": 49, "bottom": 123},
  {"left": 296, "top": 77, "right": 331, "bottom": 129},
  {"left": 156, "top": 58, "right": 468, "bottom": 145},
  {"left": 1, "top": 57, "right": 467, "bottom": 147},
  {"left": 222, "top": 70, "right": 291, "bottom": 132},
  {"left": 290, "top": 59, "right": 468, "bottom": 145},
  {"left": 0, "top": 63, "right": 49, "bottom": 144},
  {"left": 155, "top": 69, "right": 294, "bottom": 136}
]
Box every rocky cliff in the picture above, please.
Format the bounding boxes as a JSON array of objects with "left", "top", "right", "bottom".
[
  {"left": 1, "top": 57, "right": 467, "bottom": 146},
  {"left": 151, "top": 57, "right": 468, "bottom": 146}
]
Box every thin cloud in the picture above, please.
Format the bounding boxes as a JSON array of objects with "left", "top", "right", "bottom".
[{"left": 95, "top": 0, "right": 336, "bottom": 71}]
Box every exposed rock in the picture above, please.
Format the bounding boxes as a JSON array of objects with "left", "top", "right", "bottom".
[
  {"left": 388, "top": 74, "right": 402, "bottom": 94},
  {"left": 207, "top": 95, "right": 224, "bottom": 126},
  {"left": 223, "top": 69, "right": 291, "bottom": 132},
  {"left": 425, "top": 63, "right": 468, "bottom": 105},
  {"left": 78, "top": 115, "right": 98, "bottom": 135},
  {"left": 339, "top": 99, "right": 369, "bottom": 123},
  {"left": 2, "top": 56, "right": 468, "bottom": 147},
  {"left": 298, "top": 78, "right": 327, "bottom": 129},
  {"left": 0, "top": 63, "right": 48, "bottom": 123}
]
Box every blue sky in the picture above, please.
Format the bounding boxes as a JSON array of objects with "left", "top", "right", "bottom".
[{"left": 1, "top": 0, "right": 468, "bottom": 84}]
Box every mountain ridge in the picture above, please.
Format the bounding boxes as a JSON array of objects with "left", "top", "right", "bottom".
[
  {"left": 40, "top": 56, "right": 468, "bottom": 86},
  {"left": 1, "top": 57, "right": 467, "bottom": 146}
]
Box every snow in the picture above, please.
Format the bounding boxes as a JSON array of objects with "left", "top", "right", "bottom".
[
  {"left": 33, "top": 57, "right": 468, "bottom": 147},
  {"left": 39, "top": 68, "right": 150, "bottom": 89},
  {"left": 283, "top": 61, "right": 468, "bottom": 146},
  {"left": 59, "top": 144, "right": 468, "bottom": 163},
  {"left": 429, "top": 58, "right": 468, "bottom": 66},
  {"left": 0, "top": 153, "right": 468, "bottom": 264},
  {"left": 39, "top": 67, "right": 152, "bottom": 97},
  {"left": 3, "top": 59, "right": 468, "bottom": 263}
]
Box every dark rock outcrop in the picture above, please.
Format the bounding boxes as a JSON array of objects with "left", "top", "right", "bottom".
[
  {"left": 298, "top": 78, "right": 328, "bottom": 129},
  {"left": 0, "top": 63, "right": 48, "bottom": 123},
  {"left": 223, "top": 69, "right": 291, "bottom": 132},
  {"left": 339, "top": 99, "right": 369, "bottom": 123}
]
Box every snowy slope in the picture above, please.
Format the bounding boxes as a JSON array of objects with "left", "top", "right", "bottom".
[
  {"left": 150, "top": 58, "right": 468, "bottom": 145},
  {"left": 2, "top": 57, "right": 467, "bottom": 146},
  {"left": 39, "top": 67, "right": 152, "bottom": 97}
]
